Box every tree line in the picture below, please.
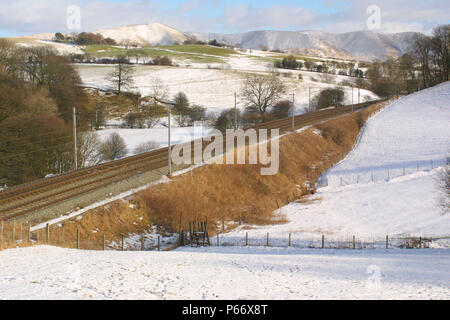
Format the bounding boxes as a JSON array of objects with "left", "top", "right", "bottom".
[
  {"left": 0, "top": 39, "right": 93, "bottom": 186},
  {"left": 54, "top": 32, "right": 117, "bottom": 46},
  {"left": 364, "top": 24, "right": 449, "bottom": 97},
  {"left": 274, "top": 55, "right": 365, "bottom": 78}
]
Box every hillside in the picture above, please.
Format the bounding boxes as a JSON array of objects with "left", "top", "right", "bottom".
[
  {"left": 15, "top": 22, "right": 420, "bottom": 61},
  {"left": 189, "top": 30, "right": 420, "bottom": 60},
  {"left": 94, "top": 22, "right": 190, "bottom": 46},
  {"left": 223, "top": 82, "right": 450, "bottom": 243}
]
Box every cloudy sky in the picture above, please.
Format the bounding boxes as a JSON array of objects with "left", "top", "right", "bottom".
[{"left": 0, "top": 0, "right": 448, "bottom": 37}]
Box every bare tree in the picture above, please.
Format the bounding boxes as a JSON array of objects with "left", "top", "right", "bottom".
[
  {"left": 439, "top": 158, "right": 450, "bottom": 213},
  {"left": 173, "top": 92, "right": 191, "bottom": 127},
  {"left": 134, "top": 141, "right": 160, "bottom": 155},
  {"left": 149, "top": 77, "right": 169, "bottom": 102},
  {"left": 108, "top": 56, "right": 134, "bottom": 95},
  {"left": 143, "top": 77, "right": 169, "bottom": 128},
  {"left": 77, "top": 132, "right": 102, "bottom": 168},
  {"left": 241, "top": 74, "right": 286, "bottom": 122},
  {"left": 99, "top": 133, "right": 128, "bottom": 161}
]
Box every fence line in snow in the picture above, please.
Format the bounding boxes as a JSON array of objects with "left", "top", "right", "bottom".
[
  {"left": 210, "top": 232, "right": 450, "bottom": 250},
  {"left": 318, "top": 158, "right": 449, "bottom": 188},
  {"left": 2, "top": 219, "right": 449, "bottom": 251}
]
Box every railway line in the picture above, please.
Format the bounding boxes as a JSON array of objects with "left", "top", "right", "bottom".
[{"left": 0, "top": 100, "right": 385, "bottom": 223}]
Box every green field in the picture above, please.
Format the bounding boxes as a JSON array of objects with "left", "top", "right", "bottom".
[
  {"left": 83, "top": 44, "right": 237, "bottom": 64},
  {"left": 154, "top": 44, "right": 238, "bottom": 57}
]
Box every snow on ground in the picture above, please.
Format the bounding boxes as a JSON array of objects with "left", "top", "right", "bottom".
[
  {"left": 223, "top": 82, "right": 450, "bottom": 244},
  {"left": 13, "top": 38, "right": 84, "bottom": 55},
  {"left": 37, "top": 40, "right": 84, "bottom": 55},
  {"left": 221, "top": 168, "right": 449, "bottom": 246},
  {"left": 76, "top": 63, "right": 378, "bottom": 113},
  {"left": 0, "top": 85, "right": 448, "bottom": 300},
  {"left": 96, "top": 124, "right": 212, "bottom": 157},
  {"left": 324, "top": 82, "right": 450, "bottom": 186},
  {"left": 0, "top": 246, "right": 448, "bottom": 300}
]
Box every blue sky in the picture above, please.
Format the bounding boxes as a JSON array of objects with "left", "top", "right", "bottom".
[{"left": 0, "top": 0, "right": 448, "bottom": 37}]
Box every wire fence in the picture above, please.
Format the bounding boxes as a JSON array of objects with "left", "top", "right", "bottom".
[
  {"left": 210, "top": 232, "right": 450, "bottom": 250},
  {"left": 0, "top": 221, "right": 177, "bottom": 252},
  {"left": 2, "top": 219, "right": 449, "bottom": 252},
  {"left": 318, "top": 158, "right": 449, "bottom": 188}
]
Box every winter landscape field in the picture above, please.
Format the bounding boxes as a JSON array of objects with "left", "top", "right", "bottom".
[
  {"left": 1, "top": 80, "right": 449, "bottom": 300},
  {"left": 0, "top": 0, "right": 449, "bottom": 304}
]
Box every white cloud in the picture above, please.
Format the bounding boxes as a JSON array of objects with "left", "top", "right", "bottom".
[
  {"left": 0, "top": 0, "right": 215, "bottom": 35},
  {"left": 0, "top": 0, "right": 447, "bottom": 36},
  {"left": 223, "top": 4, "right": 316, "bottom": 31}
]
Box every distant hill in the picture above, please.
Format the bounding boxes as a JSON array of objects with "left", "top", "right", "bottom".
[
  {"left": 188, "top": 30, "right": 420, "bottom": 60},
  {"left": 19, "top": 22, "right": 420, "bottom": 61},
  {"left": 94, "top": 22, "right": 190, "bottom": 46}
]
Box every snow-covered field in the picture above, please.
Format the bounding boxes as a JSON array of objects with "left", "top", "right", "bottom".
[
  {"left": 0, "top": 246, "right": 448, "bottom": 300},
  {"left": 76, "top": 62, "right": 377, "bottom": 113},
  {"left": 96, "top": 125, "right": 212, "bottom": 157},
  {"left": 324, "top": 82, "right": 450, "bottom": 186},
  {"left": 0, "top": 83, "right": 448, "bottom": 300},
  {"left": 223, "top": 82, "right": 450, "bottom": 244}
]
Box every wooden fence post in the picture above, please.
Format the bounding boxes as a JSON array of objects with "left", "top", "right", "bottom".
[
  {"left": 217, "top": 233, "right": 219, "bottom": 246},
  {"left": 12, "top": 219, "right": 16, "bottom": 242},
  {"left": 27, "top": 224, "right": 31, "bottom": 244},
  {"left": 288, "top": 233, "right": 291, "bottom": 247},
  {"left": 202, "top": 222, "right": 206, "bottom": 246},
  {"left": 419, "top": 237, "right": 422, "bottom": 249},
  {"left": 121, "top": 235, "right": 124, "bottom": 251},
  {"left": 46, "top": 224, "right": 50, "bottom": 244},
  {"left": 180, "top": 231, "right": 185, "bottom": 246},
  {"left": 189, "top": 222, "right": 193, "bottom": 246},
  {"left": 140, "top": 236, "right": 145, "bottom": 251},
  {"left": 245, "top": 232, "right": 248, "bottom": 246},
  {"left": 386, "top": 235, "right": 389, "bottom": 249},
  {"left": 353, "top": 235, "right": 356, "bottom": 249},
  {"left": 76, "top": 230, "right": 80, "bottom": 249},
  {"left": 103, "top": 235, "right": 106, "bottom": 251},
  {"left": 158, "top": 236, "right": 161, "bottom": 251},
  {"left": 266, "top": 233, "right": 269, "bottom": 247},
  {"left": 322, "top": 235, "right": 325, "bottom": 249}
]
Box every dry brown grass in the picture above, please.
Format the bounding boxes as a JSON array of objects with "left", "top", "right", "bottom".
[
  {"left": 2, "top": 102, "right": 386, "bottom": 250},
  {"left": 0, "top": 221, "right": 33, "bottom": 251}
]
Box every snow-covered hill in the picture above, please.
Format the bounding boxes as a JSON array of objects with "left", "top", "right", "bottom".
[
  {"left": 17, "top": 22, "right": 419, "bottom": 60},
  {"left": 190, "top": 30, "right": 420, "bottom": 60},
  {"left": 94, "top": 22, "right": 190, "bottom": 46},
  {"left": 325, "top": 81, "right": 450, "bottom": 186},
  {"left": 76, "top": 64, "right": 379, "bottom": 113},
  {"left": 221, "top": 82, "right": 450, "bottom": 243}
]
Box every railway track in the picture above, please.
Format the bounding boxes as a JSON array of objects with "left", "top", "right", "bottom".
[{"left": 0, "top": 100, "right": 384, "bottom": 222}]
